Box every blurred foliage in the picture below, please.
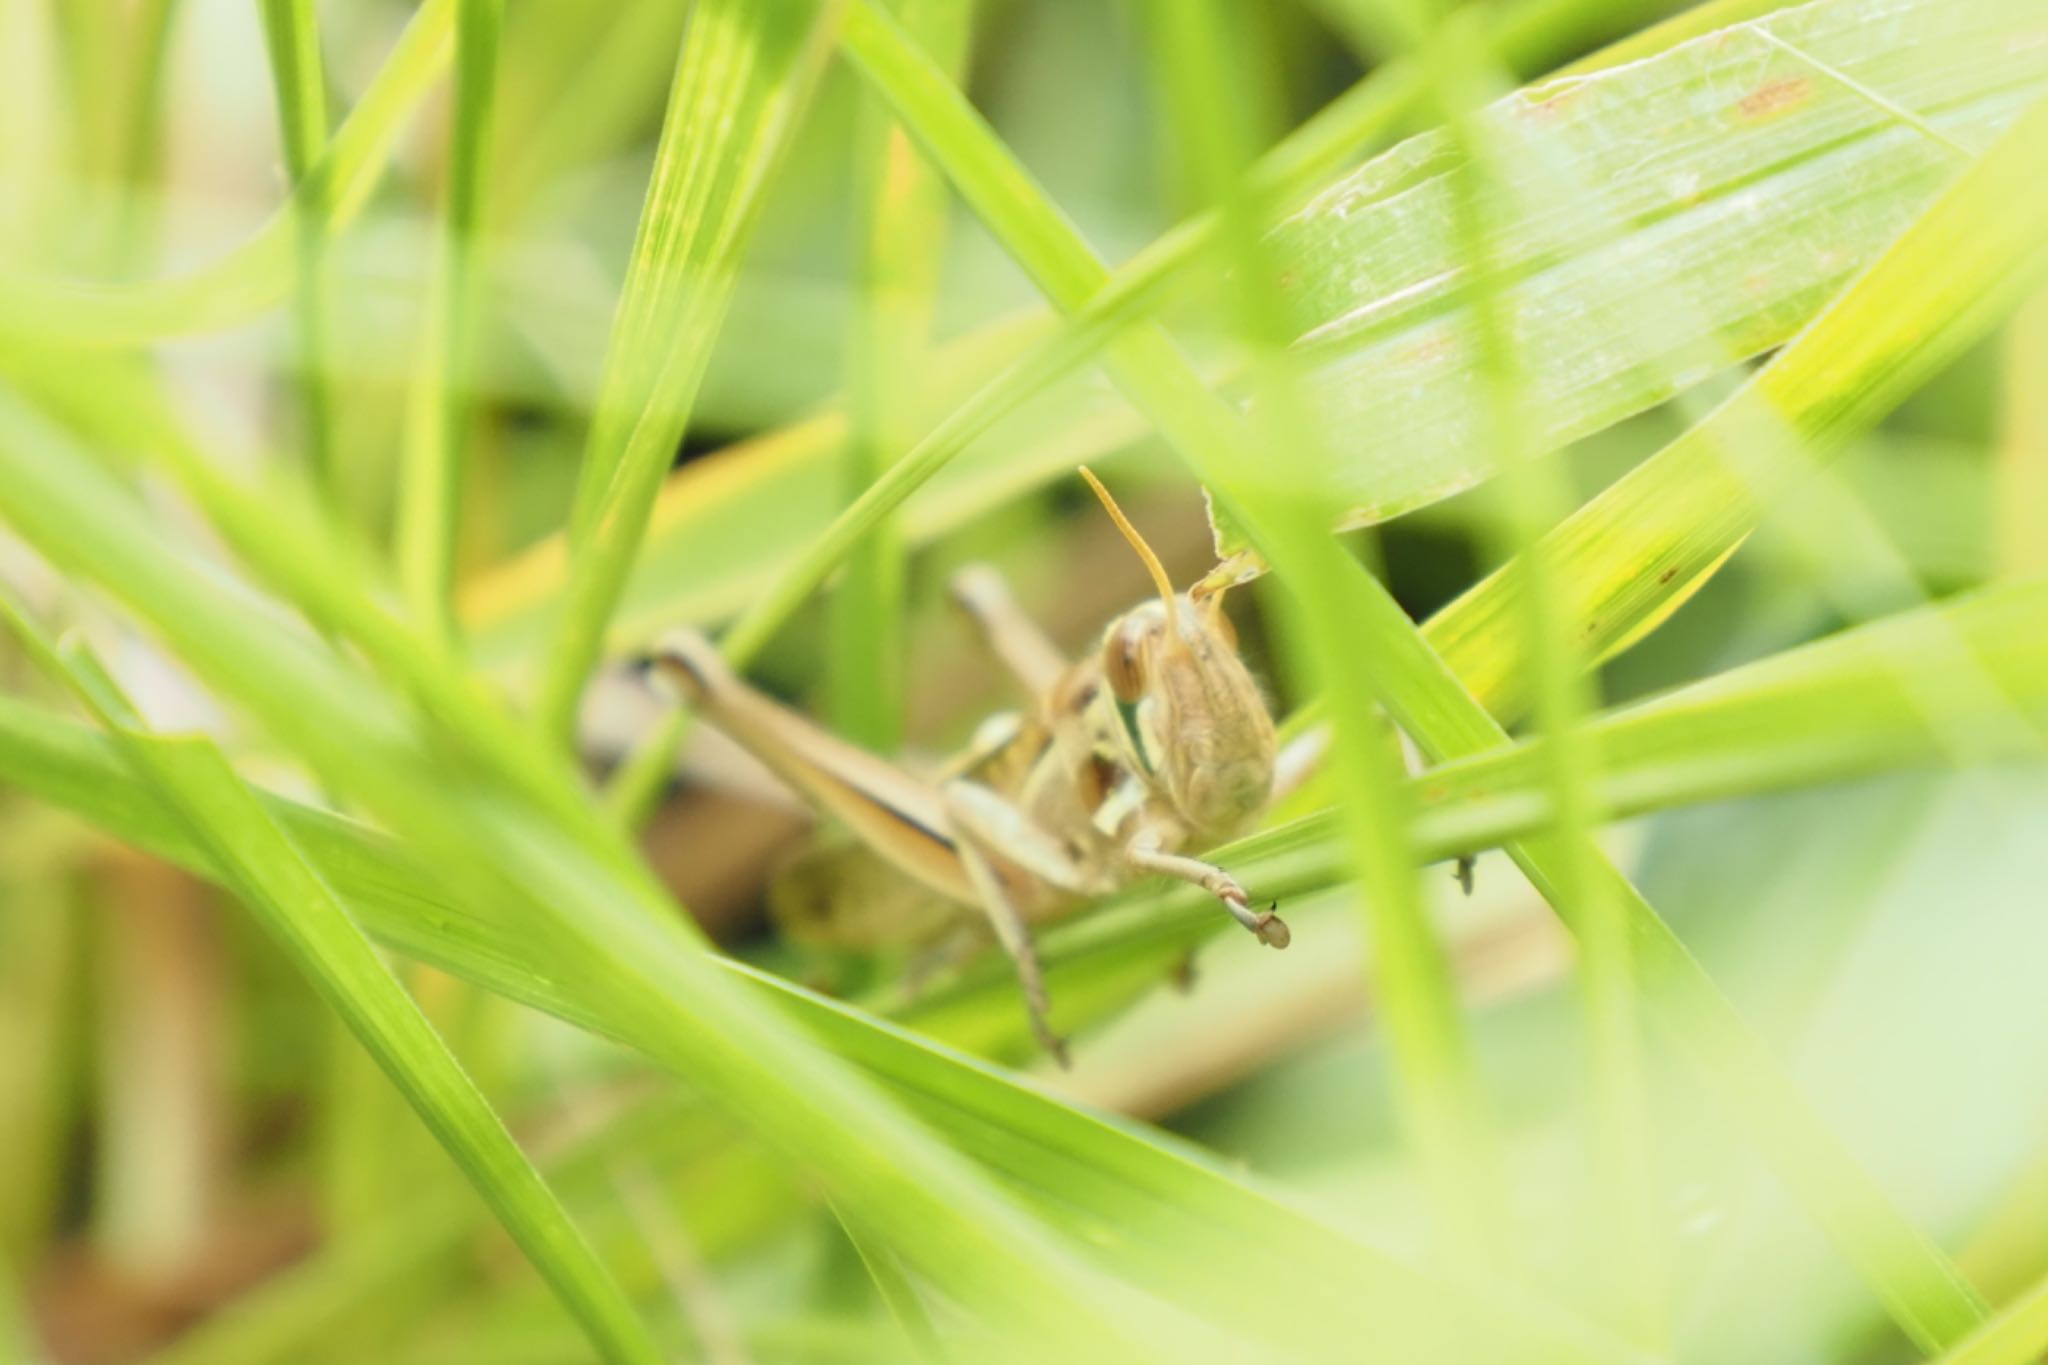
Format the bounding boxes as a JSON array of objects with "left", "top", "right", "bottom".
[{"left": 0, "top": 0, "right": 2045, "bottom": 1361}]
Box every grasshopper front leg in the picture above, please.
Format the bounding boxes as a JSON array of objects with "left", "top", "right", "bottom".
[{"left": 1124, "top": 826, "right": 1290, "bottom": 948}]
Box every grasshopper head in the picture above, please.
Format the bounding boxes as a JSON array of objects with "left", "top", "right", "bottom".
[
  {"left": 1101, "top": 592, "right": 1275, "bottom": 835},
  {"left": 1080, "top": 469, "right": 1276, "bottom": 837}
]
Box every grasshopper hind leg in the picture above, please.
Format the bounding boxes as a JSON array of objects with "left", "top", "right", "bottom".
[
  {"left": 950, "top": 563, "right": 1068, "bottom": 696},
  {"left": 937, "top": 785, "right": 1070, "bottom": 1065}
]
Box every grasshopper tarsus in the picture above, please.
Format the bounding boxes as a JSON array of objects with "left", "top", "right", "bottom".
[
  {"left": 1454, "top": 854, "right": 1477, "bottom": 897},
  {"left": 1219, "top": 892, "right": 1289, "bottom": 948}
]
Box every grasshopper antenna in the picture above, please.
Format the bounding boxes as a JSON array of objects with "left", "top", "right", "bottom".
[{"left": 1078, "top": 466, "right": 1184, "bottom": 642}]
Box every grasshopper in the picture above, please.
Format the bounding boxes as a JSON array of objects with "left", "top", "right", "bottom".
[{"left": 647, "top": 468, "right": 1287, "bottom": 1062}]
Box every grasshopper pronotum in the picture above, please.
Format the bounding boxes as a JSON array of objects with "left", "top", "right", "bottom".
[{"left": 648, "top": 468, "right": 1287, "bottom": 1062}]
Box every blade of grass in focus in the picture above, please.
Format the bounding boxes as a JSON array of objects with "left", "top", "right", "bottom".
[
  {"left": 1208, "top": 0, "right": 2046, "bottom": 551},
  {"left": 0, "top": 386, "right": 1642, "bottom": 1355},
  {"left": 467, "top": 0, "right": 2041, "bottom": 685}
]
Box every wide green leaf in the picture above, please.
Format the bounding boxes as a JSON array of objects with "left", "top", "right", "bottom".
[{"left": 1213, "top": 0, "right": 2046, "bottom": 544}]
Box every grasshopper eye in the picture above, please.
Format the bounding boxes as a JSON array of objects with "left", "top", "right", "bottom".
[{"left": 1103, "top": 619, "right": 1151, "bottom": 703}]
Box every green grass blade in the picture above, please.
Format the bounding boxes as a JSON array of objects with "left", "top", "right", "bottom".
[
  {"left": 110, "top": 0, "right": 181, "bottom": 274},
  {"left": 0, "top": 615, "right": 1633, "bottom": 1354},
  {"left": 1142, "top": 0, "right": 1510, "bottom": 1273},
  {"left": 1427, "top": 88, "right": 2048, "bottom": 725},
  {"left": 830, "top": 1202, "right": 947, "bottom": 1361},
  {"left": 1427, "top": 19, "right": 1661, "bottom": 1330},
  {"left": 255, "top": 0, "right": 328, "bottom": 177},
  {"left": 0, "top": 548, "right": 1630, "bottom": 1358},
  {"left": 1208, "top": 0, "right": 2045, "bottom": 549},
  {"left": 0, "top": 0, "right": 453, "bottom": 345},
  {"left": 396, "top": 0, "right": 504, "bottom": 649},
  {"left": 932, "top": 577, "right": 2048, "bottom": 1046},
  {"left": 825, "top": 0, "right": 971, "bottom": 752},
  {"left": 533, "top": 0, "right": 847, "bottom": 745},
  {"left": 1935, "top": 1274, "right": 2048, "bottom": 1365},
  {"left": 1995, "top": 290, "right": 2048, "bottom": 579},
  {"left": 0, "top": 606, "right": 665, "bottom": 1365},
  {"left": 479, "top": 0, "right": 2026, "bottom": 684},
  {"left": 255, "top": 0, "right": 340, "bottom": 501}
]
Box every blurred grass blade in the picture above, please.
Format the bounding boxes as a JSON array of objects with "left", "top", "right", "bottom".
[
  {"left": 256, "top": 0, "right": 328, "bottom": 177},
  {"left": 534, "top": 0, "right": 846, "bottom": 743},
  {"left": 0, "top": 1249, "right": 36, "bottom": 1365},
  {"left": 1421, "top": 578, "right": 2048, "bottom": 835},
  {"left": 0, "top": 0, "right": 454, "bottom": 345},
  {"left": 1427, "top": 86, "right": 2048, "bottom": 724},
  {"left": 1143, "top": 0, "right": 1510, "bottom": 1273},
  {"left": 256, "top": 0, "right": 339, "bottom": 497},
  {"left": 990, "top": 574, "right": 2048, "bottom": 1077},
  {"left": 1995, "top": 289, "right": 2048, "bottom": 578},
  {"left": 1426, "top": 13, "right": 1660, "bottom": 1322},
  {"left": 1935, "top": 1273, "right": 2048, "bottom": 1365},
  {"left": 1210, "top": 0, "right": 2046, "bottom": 548},
  {"left": 826, "top": 0, "right": 972, "bottom": 751},
  {"left": 397, "top": 0, "right": 503, "bottom": 648},
  {"left": 832, "top": 1205, "right": 944, "bottom": 1361},
  {"left": 0, "top": 606, "right": 664, "bottom": 1365}
]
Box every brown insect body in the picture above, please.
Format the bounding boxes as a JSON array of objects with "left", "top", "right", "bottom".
[{"left": 651, "top": 470, "right": 1285, "bottom": 1061}]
